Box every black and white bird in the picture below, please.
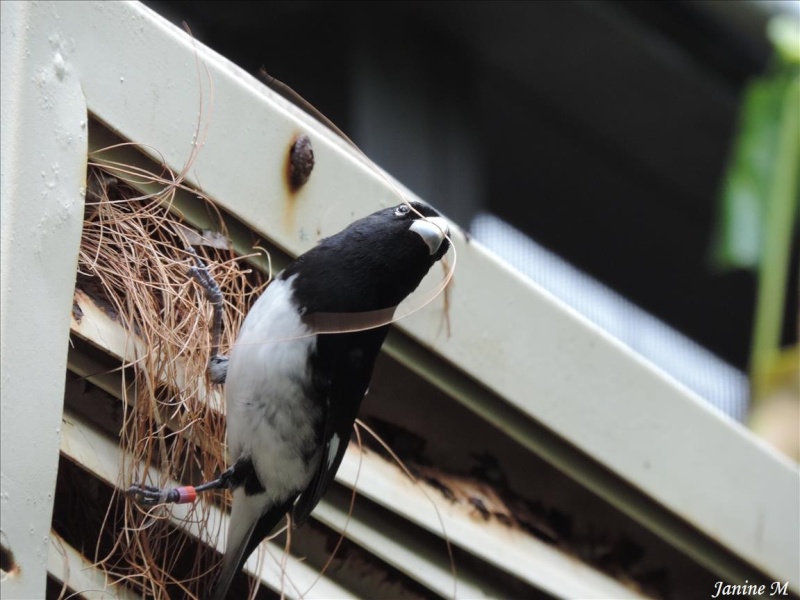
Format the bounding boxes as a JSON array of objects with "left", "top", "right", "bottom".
[{"left": 208, "top": 201, "right": 450, "bottom": 599}]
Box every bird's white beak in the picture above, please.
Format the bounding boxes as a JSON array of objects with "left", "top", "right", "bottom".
[{"left": 410, "top": 216, "right": 449, "bottom": 255}]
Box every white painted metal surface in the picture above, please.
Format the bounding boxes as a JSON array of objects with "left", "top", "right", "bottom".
[
  {"left": 2, "top": 1, "right": 798, "bottom": 597},
  {"left": 0, "top": 3, "right": 87, "bottom": 598},
  {"left": 48, "top": 532, "right": 142, "bottom": 600}
]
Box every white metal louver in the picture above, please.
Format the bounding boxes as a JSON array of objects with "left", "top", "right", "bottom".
[{"left": 2, "top": 2, "right": 798, "bottom": 600}]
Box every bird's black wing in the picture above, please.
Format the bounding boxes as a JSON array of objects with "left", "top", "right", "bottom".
[{"left": 292, "top": 327, "right": 388, "bottom": 524}]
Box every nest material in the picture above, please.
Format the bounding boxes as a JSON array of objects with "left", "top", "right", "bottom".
[{"left": 75, "top": 157, "right": 269, "bottom": 599}]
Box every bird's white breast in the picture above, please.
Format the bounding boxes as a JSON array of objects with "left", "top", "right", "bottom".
[{"left": 224, "top": 275, "right": 320, "bottom": 502}]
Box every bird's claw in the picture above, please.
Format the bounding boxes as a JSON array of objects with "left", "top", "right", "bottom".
[
  {"left": 128, "top": 483, "right": 198, "bottom": 506},
  {"left": 127, "top": 483, "right": 172, "bottom": 506},
  {"left": 187, "top": 249, "right": 224, "bottom": 306}
]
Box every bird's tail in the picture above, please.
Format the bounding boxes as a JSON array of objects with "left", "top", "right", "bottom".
[
  {"left": 209, "top": 533, "right": 253, "bottom": 600},
  {"left": 208, "top": 491, "right": 292, "bottom": 600},
  {"left": 208, "top": 491, "right": 258, "bottom": 600}
]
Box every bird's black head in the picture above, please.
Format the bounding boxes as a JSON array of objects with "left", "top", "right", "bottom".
[{"left": 283, "top": 201, "right": 450, "bottom": 314}]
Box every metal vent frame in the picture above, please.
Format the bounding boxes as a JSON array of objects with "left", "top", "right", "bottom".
[{"left": 1, "top": 2, "right": 798, "bottom": 599}]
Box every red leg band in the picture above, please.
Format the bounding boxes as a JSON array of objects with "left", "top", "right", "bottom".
[{"left": 176, "top": 486, "right": 197, "bottom": 504}]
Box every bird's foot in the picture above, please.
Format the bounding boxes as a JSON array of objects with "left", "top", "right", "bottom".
[
  {"left": 186, "top": 247, "right": 229, "bottom": 383},
  {"left": 127, "top": 483, "right": 198, "bottom": 506},
  {"left": 187, "top": 248, "right": 224, "bottom": 307},
  {"left": 208, "top": 354, "right": 229, "bottom": 384},
  {"left": 128, "top": 468, "right": 238, "bottom": 506}
]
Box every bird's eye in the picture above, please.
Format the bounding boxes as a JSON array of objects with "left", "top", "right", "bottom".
[{"left": 394, "top": 204, "right": 410, "bottom": 217}]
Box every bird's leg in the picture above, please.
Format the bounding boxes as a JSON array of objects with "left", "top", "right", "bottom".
[
  {"left": 187, "top": 247, "right": 229, "bottom": 384},
  {"left": 127, "top": 250, "right": 237, "bottom": 507},
  {"left": 127, "top": 458, "right": 251, "bottom": 506}
]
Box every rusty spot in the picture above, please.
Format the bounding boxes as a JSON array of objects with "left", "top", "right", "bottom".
[
  {"left": 287, "top": 133, "right": 314, "bottom": 191},
  {"left": 424, "top": 476, "right": 457, "bottom": 502},
  {"left": 469, "top": 497, "right": 491, "bottom": 520},
  {"left": 0, "top": 536, "right": 19, "bottom": 576},
  {"left": 72, "top": 298, "right": 84, "bottom": 323},
  {"left": 74, "top": 285, "right": 119, "bottom": 323},
  {"left": 493, "top": 511, "right": 514, "bottom": 527}
]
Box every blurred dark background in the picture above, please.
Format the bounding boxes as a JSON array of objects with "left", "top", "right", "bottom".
[{"left": 144, "top": 1, "right": 798, "bottom": 384}]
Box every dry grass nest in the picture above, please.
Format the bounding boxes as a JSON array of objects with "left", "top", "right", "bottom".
[{"left": 74, "top": 149, "right": 269, "bottom": 599}]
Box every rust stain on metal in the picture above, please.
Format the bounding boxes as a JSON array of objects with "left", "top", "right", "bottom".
[
  {"left": 286, "top": 133, "right": 314, "bottom": 192},
  {"left": 0, "top": 536, "right": 20, "bottom": 577},
  {"left": 72, "top": 297, "right": 84, "bottom": 323},
  {"left": 284, "top": 133, "right": 314, "bottom": 233}
]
